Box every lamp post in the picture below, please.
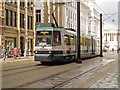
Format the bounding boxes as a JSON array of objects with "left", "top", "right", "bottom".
[
  {"left": 100, "top": 13, "right": 103, "bottom": 57},
  {"left": 100, "top": 13, "right": 116, "bottom": 56},
  {"left": 76, "top": 1, "right": 82, "bottom": 63},
  {"left": 118, "top": 29, "right": 119, "bottom": 53}
]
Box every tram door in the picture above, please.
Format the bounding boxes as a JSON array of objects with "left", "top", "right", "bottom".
[
  {"left": 64, "top": 35, "right": 69, "bottom": 54},
  {"left": 70, "top": 36, "right": 75, "bottom": 53}
]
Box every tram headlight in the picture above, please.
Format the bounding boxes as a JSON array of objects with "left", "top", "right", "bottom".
[
  {"left": 48, "top": 48, "right": 52, "bottom": 53},
  {"left": 34, "top": 50, "right": 38, "bottom": 53},
  {"left": 35, "top": 50, "right": 38, "bottom": 53}
]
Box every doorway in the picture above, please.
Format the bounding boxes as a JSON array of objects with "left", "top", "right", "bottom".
[{"left": 20, "top": 36, "right": 24, "bottom": 56}]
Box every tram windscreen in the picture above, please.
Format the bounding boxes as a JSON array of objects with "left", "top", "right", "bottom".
[{"left": 36, "top": 31, "right": 52, "bottom": 46}]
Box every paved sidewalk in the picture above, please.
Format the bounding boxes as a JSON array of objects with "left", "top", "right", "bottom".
[
  {"left": 0, "top": 56, "right": 34, "bottom": 63},
  {"left": 90, "top": 71, "right": 118, "bottom": 88}
]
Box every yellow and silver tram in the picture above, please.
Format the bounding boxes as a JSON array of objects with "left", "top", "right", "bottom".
[{"left": 34, "top": 26, "right": 100, "bottom": 63}]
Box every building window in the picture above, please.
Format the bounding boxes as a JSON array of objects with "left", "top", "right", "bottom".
[
  {"left": 14, "top": 0, "right": 17, "bottom": 4},
  {"left": 15, "top": 1, "right": 17, "bottom": 4},
  {"left": 31, "top": 16, "right": 33, "bottom": 30},
  {"left": 106, "top": 33, "right": 107, "bottom": 41},
  {"left": 9, "top": 10, "right": 12, "bottom": 26},
  {"left": 9, "top": 0, "right": 13, "bottom": 3},
  {"left": 36, "top": 10, "right": 41, "bottom": 23},
  {"left": 13, "top": 12, "right": 17, "bottom": 27},
  {"left": 116, "top": 33, "right": 118, "bottom": 41},
  {"left": 20, "top": 13, "right": 24, "bottom": 28},
  {"left": 28, "top": 16, "right": 30, "bottom": 29},
  {"left": 5, "top": 9, "right": 9, "bottom": 26},
  {"left": 27, "top": 2, "right": 33, "bottom": 10},
  {"left": 111, "top": 33, "right": 114, "bottom": 41},
  {"left": 110, "top": 33, "right": 112, "bottom": 41},
  {"left": 5, "top": 0, "right": 9, "bottom": 2},
  {"left": 20, "top": 2, "right": 24, "bottom": 7},
  {"left": 27, "top": 16, "right": 33, "bottom": 30}
]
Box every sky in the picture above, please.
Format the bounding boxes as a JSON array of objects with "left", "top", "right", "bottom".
[{"left": 95, "top": 0, "right": 119, "bottom": 29}]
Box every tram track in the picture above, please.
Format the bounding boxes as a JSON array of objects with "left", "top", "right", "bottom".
[
  {"left": 20, "top": 60, "right": 115, "bottom": 89},
  {"left": 2, "top": 60, "right": 35, "bottom": 71},
  {"left": 3, "top": 52, "right": 117, "bottom": 89},
  {"left": 3, "top": 62, "right": 77, "bottom": 77},
  {"left": 16, "top": 61, "right": 102, "bottom": 88},
  {"left": 49, "top": 66, "right": 100, "bottom": 89},
  {"left": 50, "top": 61, "right": 117, "bottom": 89},
  {"left": 3, "top": 64, "right": 50, "bottom": 77},
  {"left": 2, "top": 52, "right": 117, "bottom": 88},
  {"left": 15, "top": 65, "right": 83, "bottom": 88},
  {"left": 3, "top": 64, "right": 36, "bottom": 72}
]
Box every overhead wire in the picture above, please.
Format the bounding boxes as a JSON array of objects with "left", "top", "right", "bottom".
[{"left": 93, "top": 2, "right": 117, "bottom": 23}]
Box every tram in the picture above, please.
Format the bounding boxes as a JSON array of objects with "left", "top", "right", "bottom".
[{"left": 34, "top": 26, "right": 100, "bottom": 63}]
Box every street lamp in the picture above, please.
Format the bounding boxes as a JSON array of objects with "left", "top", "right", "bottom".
[
  {"left": 76, "top": 0, "right": 95, "bottom": 63},
  {"left": 100, "top": 13, "right": 117, "bottom": 57},
  {"left": 76, "top": 1, "right": 82, "bottom": 63},
  {"left": 117, "top": 29, "right": 120, "bottom": 53},
  {"left": 100, "top": 13, "right": 103, "bottom": 57}
]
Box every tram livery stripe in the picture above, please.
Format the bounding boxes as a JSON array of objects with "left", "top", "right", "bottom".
[{"left": 36, "top": 50, "right": 75, "bottom": 56}]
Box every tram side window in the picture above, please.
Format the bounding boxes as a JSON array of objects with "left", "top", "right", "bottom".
[
  {"left": 64, "top": 35, "right": 70, "bottom": 45},
  {"left": 70, "top": 36, "right": 75, "bottom": 45},
  {"left": 53, "top": 31, "right": 61, "bottom": 46}
]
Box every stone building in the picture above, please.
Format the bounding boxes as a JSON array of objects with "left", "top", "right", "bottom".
[
  {"left": 0, "top": 0, "right": 35, "bottom": 57},
  {"left": 35, "top": 0, "right": 65, "bottom": 27},
  {"left": 103, "top": 29, "right": 118, "bottom": 51},
  {"left": 35, "top": 1, "right": 100, "bottom": 37}
]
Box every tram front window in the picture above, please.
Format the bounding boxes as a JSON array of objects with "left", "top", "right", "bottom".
[
  {"left": 53, "top": 31, "right": 61, "bottom": 46},
  {"left": 36, "top": 31, "right": 52, "bottom": 46}
]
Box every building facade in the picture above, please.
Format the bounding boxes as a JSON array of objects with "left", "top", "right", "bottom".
[
  {"left": 88, "top": 7, "right": 100, "bottom": 37},
  {"left": 36, "top": 0, "right": 65, "bottom": 27},
  {"left": 35, "top": 1, "right": 100, "bottom": 37},
  {"left": 103, "top": 29, "right": 118, "bottom": 51},
  {"left": 35, "top": 1, "right": 43, "bottom": 23},
  {"left": 64, "top": 1, "right": 77, "bottom": 30},
  {"left": 0, "top": 0, "right": 35, "bottom": 57}
]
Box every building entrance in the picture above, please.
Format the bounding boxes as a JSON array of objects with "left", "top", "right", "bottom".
[{"left": 20, "top": 36, "right": 24, "bottom": 56}]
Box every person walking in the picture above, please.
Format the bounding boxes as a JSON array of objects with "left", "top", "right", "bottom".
[
  {"left": 1, "top": 47, "right": 6, "bottom": 61},
  {"left": 6, "top": 47, "right": 10, "bottom": 58},
  {"left": 18, "top": 47, "right": 21, "bottom": 59},
  {"left": 13, "top": 47, "right": 18, "bottom": 59}
]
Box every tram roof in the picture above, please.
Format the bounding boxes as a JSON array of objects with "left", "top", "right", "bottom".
[
  {"left": 36, "top": 27, "right": 63, "bottom": 31},
  {"left": 36, "top": 27, "right": 75, "bottom": 31}
]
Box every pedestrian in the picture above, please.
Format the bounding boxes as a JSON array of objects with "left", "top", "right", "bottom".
[
  {"left": 18, "top": 47, "right": 21, "bottom": 59},
  {"left": 28, "top": 49, "right": 32, "bottom": 56},
  {"left": 6, "top": 47, "right": 10, "bottom": 58},
  {"left": 1, "top": 47, "right": 6, "bottom": 61},
  {"left": 13, "top": 47, "right": 18, "bottom": 59}
]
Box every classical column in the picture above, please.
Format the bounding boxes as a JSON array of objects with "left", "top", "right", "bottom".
[
  {"left": 33, "top": 1, "right": 36, "bottom": 54},
  {"left": 24, "top": 0, "right": 28, "bottom": 58},
  {"left": 17, "top": 0, "right": 20, "bottom": 49}
]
